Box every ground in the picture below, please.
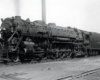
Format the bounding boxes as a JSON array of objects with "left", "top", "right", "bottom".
[{"left": 0, "top": 56, "right": 100, "bottom": 80}]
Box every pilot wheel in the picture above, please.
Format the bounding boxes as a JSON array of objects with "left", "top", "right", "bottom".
[{"left": 11, "top": 54, "right": 19, "bottom": 62}]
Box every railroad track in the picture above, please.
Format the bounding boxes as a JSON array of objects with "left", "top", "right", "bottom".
[
  {"left": 57, "top": 68, "right": 100, "bottom": 80},
  {"left": 0, "top": 58, "right": 70, "bottom": 66},
  {"left": 0, "top": 55, "right": 98, "bottom": 66}
]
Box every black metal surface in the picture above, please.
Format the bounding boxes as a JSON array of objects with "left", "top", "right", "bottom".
[{"left": 90, "top": 32, "right": 100, "bottom": 50}]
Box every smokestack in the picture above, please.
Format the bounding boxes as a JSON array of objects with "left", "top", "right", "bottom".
[
  {"left": 42, "top": 0, "right": 46, "bottom": 23},
  {"left": 15, "top": 0, "right": 20, "bottom": 16}
]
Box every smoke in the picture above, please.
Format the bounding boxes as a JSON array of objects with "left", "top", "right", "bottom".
[{"left": 14, "top": 0, "right": 20, "bottom": 16}]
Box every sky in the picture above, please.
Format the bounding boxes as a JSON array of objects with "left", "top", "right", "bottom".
[{"left": 0, "top": 0, "right": 100, "bottom": 33}]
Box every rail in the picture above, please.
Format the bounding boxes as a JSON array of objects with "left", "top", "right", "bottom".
[{"left": 57, "top": 68, "right": 100, "bottom": 80}]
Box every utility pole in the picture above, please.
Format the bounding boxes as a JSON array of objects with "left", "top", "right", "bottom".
[{"left": 42, "top": 0, "right": 46, "bottom": 23}]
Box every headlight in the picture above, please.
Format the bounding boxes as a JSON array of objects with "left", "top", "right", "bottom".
[
  {"left": 0, "top": 27, "right": 6, "bottom": 30},
  {"left": 2, "top": 28, "right": 6, "bottom": 30}
]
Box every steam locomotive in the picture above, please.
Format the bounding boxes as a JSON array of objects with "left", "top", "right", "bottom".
[{"left": 0, "top": 16, "right": 100, "bottom": 62}]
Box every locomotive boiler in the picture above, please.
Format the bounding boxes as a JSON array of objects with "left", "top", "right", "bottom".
[{"left": 0, "top": 16, "right": 99, "bottom": 62}]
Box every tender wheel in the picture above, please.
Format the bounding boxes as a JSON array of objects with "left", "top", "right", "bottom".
[
  {"left": 71, "top": 52, "right": 76, "bottom": 58},
  {"left": 96, "top": 51, "right": 98, "bottom": 55},
  {"left": 11, "top": 55, "right": 19, "bottom": 62},
  {"left": 20, "top": 57, "right": 25, "bottom": 63},
  {"left": 67, "top": 52, "right": 71, "bottom": 58},
  {"left": 84, "top": 53, "right": 88, "bottom": 57}
]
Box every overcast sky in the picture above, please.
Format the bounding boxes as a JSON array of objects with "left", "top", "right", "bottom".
[{"left": 0, "top": 0, "right": 100, "bottom": 33}]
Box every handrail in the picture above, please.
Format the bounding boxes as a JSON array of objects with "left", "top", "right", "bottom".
[
  {"left": 8, "top": 29, "right": 18, "bottom": 42},
  {"left": 15, "top": 36, "right": 23, "bottom": 50}
]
